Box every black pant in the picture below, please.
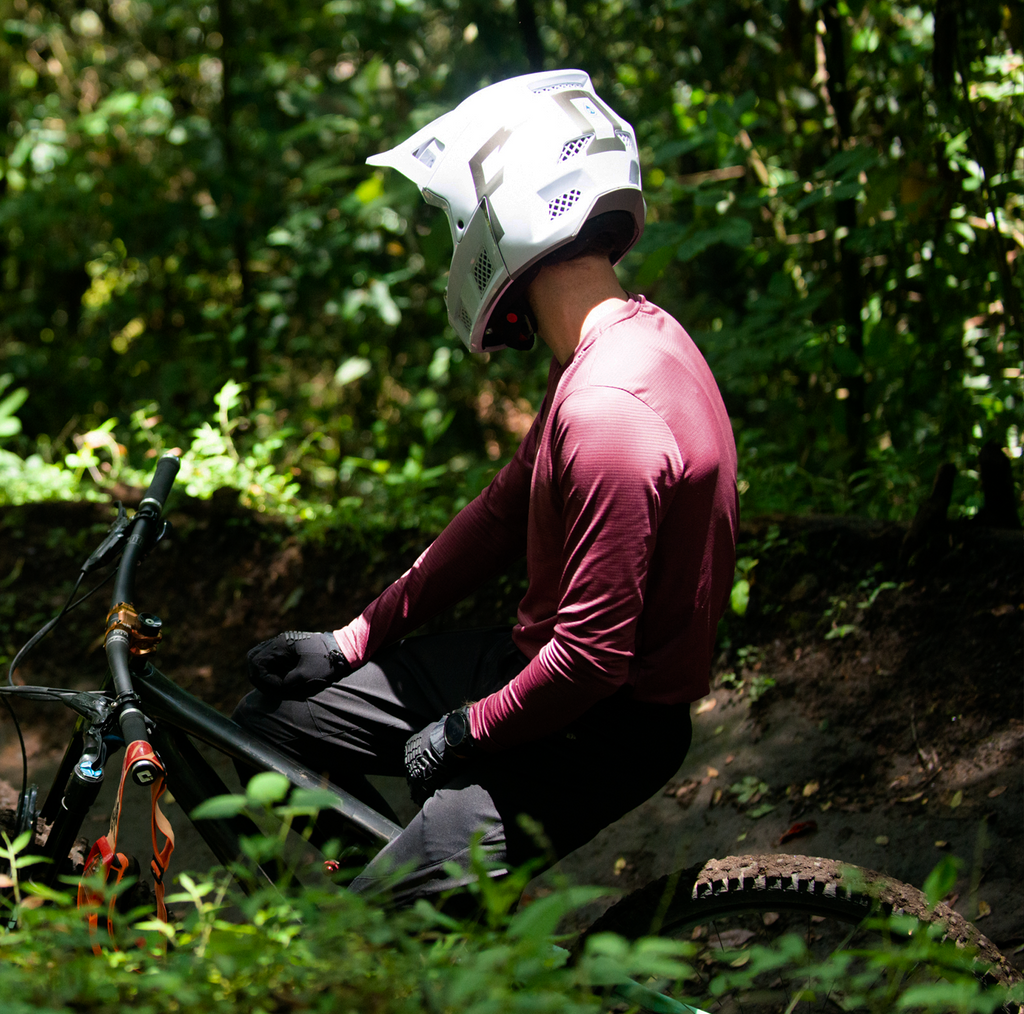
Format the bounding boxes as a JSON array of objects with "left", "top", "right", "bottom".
[{"left": 233, "top": 628, "right": 692, "bottom": 905}]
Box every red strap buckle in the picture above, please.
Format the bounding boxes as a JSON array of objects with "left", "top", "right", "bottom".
[{"left": 76, "top": 740, "right": 175, "bottom": 951}]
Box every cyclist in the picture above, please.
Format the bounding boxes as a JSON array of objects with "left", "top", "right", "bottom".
[{"left": 235, "top": 69, "right": 738, "bottom": 906}]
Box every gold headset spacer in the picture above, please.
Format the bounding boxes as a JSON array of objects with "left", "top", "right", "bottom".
[{"left": 105, "top": 602, "right": 162, "bottom": 656}]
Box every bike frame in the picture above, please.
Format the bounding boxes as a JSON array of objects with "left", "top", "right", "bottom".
[
  {"left": 18, "top": 452, "right": 401, "bottom": 891},
  {"left": 36, "top": 661, "right": 402, "bottom": 887}
]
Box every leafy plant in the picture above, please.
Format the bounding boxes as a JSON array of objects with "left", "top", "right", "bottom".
[{"left": 747, "top": 674, "right": 777, "bottom": 704}]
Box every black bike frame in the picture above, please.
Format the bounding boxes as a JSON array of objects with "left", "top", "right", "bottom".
[
  {"left": 36, "top": 662, "right": 401, "bottom": 886},
  {"left": 22, "top": 452, "right": 401, "bottom": 892}
]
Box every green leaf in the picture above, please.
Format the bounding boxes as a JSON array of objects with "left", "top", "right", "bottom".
[
  {"left": 833, "top": 345, "right": 863, "bottom": 376},
  {"left": 246, "top": 771, "right": 291, "bottom": 806},
  {"left": 677, "top": 218, "right": 753, "bottom": 262},
  {"left": 0, "top": 829, "right": 32, "bottom": 855},
  {"left": 21, "top": 882, "right": 71, "bottom": 904},
  {"left": 190, "top": 794, "right": 249, "bottom": 820},
  {"left": 355, "top": 175, "right": 384, "bottom": 203},
  {"left": 825, "top": 624, "right": 858, "bottom": 640},
  {"left": 285, "top": 787, "right": 343, "bottom": 811},
  {"left": 731, "top": 578, "right": 750, "bottom": 616},
  {"left": 507, "top": 886, "right": 613, "bottom": 941},
  {"left": 633, "top": 244, "right": 676, "bottom": 289},
  {"left": 923, "top": 854, "right": 962, "bottom": 908}
]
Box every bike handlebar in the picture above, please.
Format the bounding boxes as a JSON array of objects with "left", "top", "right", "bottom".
[
  {"left": 137, "top": 452, "right": 181, "bottom": 520},
  {"left": 107, "top": 452, "right": 181, "bottom": 784}
]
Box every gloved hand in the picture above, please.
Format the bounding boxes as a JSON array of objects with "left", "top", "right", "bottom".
[
  {"left": 246, "top": 630, "right": 351, "bottom": 699},
  {"left": 404, "top": 705, "right": 476, "bottom": 805}
]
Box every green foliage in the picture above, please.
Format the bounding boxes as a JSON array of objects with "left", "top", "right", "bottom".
[
  {"left": 0, "top": 0, "right": 1021, "bottom": 525},
  {"left": 1, "top": 819, "right": 1018, "bottom": 1014},
  {"left": 0, "top": 376, "right": 484, "bottom": 535},
  {"left": 703, "top": 908, "right": 1017, "bottom": 1014}
]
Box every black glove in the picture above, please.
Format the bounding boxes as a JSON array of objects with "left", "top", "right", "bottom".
[
  {"left": 404, "top": 706, "right": 476, "bottom": 805},
  {"left": 246, "top": 630, "right": 351, "bottom": 699}
]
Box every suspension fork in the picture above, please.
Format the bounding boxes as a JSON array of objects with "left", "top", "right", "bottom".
[{"left": 37, "top": 703, "right": 120, "bottom": 887}]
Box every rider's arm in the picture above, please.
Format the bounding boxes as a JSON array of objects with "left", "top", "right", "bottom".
[
  {"left": 468, "top": 386, "right": 682, "bottom": 750},
  {"left": 333, "top": 413, "right": 540, "bottom": 667}
]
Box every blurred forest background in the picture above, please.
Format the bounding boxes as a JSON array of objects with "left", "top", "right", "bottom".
[{"left": 0, "top": 0, "right": 1021, "bottom": 533}]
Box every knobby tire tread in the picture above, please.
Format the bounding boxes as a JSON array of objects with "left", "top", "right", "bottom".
[{"left": 586, "top": 853, "right": 1018, "bottom": 987}]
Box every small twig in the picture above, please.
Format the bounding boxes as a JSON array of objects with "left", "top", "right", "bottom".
[{"left": 910, "top": 703, "right": 940, "bottom": 773}]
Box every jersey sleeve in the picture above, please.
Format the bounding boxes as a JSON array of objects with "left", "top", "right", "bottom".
[
  {"left": 334, "top": 420, "right": 537, "bottom": 666},
  {"left": 469, "top": 385, "right": 683, "bottom": 749}
]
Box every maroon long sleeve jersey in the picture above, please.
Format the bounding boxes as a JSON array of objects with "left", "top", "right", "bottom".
[{"left": 335, "top": 296, "right": 739, "bottom": 750}]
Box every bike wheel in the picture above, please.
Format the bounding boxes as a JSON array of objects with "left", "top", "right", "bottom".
[{"left": 582, "top": 854, "right": 1019, "bottom": 1014}]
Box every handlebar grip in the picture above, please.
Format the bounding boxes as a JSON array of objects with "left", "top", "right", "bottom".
[{"left": 138, "top": 452, "right": 181, "bottom": 518}]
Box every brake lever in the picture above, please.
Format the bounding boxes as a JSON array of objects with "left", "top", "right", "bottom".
[
  {"left": 80, "top": 502, "right": 130, "bottom": 576},
  {"left": 0, "top": 686, "right": 113, "bottom": 724}
]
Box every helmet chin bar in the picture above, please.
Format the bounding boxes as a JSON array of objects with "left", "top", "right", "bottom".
[{"left": 483, "top": 301, "right": 536, "bottom": 352}]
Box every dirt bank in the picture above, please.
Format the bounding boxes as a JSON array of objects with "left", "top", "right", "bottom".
[{"left": 1, "top": 499, "right": 1020, "bottom": 967}]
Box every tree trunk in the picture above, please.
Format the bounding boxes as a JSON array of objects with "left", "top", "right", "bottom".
[{"left": 822, "top": 3, "right": 866, "bottom": 469}]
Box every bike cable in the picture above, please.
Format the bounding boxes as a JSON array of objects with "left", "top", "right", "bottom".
[
  {"left": 5, "top": 563, "right": 120, "bottom": 688},
  {"left": 2, "top": 562, "right": 118, "bottom": 828}
]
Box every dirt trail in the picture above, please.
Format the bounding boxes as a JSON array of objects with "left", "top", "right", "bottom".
[{"left": 1, "top": 501, "right": 1020, "bottom": 967}]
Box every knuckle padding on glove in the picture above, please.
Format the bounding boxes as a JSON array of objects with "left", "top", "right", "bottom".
[
  {"left": 403, "top": 719, "right": 452, "bottom": 804},
  {"left": 246, "top": 630, "right": 350, "bottom": 699}
]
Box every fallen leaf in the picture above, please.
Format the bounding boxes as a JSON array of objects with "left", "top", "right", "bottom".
[
  {"left": 819, "top": 800, "right": 832, "bottom": 812},
  {"left": 725, "top": 753, "right": 735, "bottom": 764},
  {"left": 712, "top": 788, "right": 723, "bottom": 806},
  {"left": 991, "top": 604, "right": 1015, "bottom": 617},
  {"left": 776, "top": 820, "right": 818, "bottom": 846},
  {"left": 19, "top": 896, "right": 44, "bottom": 910},
  {"left": 899, "top": 792, "right": 924, "bottom": 803},
  {"left": 691, "top": 925, "right": 707, "bottom": 940},
  {"left": 613, "top": 857, "right": 627, "bottom": 876},
  {"left": 988, "top": 785, "right": 1007, "bottom": 798},
  {"left": 949, "top": 790, "right": 963, "bottom": 809},
  {"left": 707, "top": 766, "right": 720, "bottom": 778},
  {"left": 976, "top": 900, "right": 991, "bottom": 920},
  {"left": 0, "top": 874, "right": 14, "bottom": 888},
  {"left": 730, "top": 954, "right": 751, "bottom": 967},
  {"left": 736, "top": 832, "right": 747, "bottom": 843},
  {"left": 762, "top": 912, "right": 780, "bottom": 926},
  {"left": 709, "top": 928, "right": 756, "bottom": 950},
  {"left": 875, "top": 835, "right": 889, "bottom": 846},
  {"left": 802, "top": 780, "right": 820, "bottom": 797},
  {"left": 695, "top": 697, "right": 717, "bottom": 715},
  {"left": 934, "top": 840, "right": 948, "bottom": 848}
]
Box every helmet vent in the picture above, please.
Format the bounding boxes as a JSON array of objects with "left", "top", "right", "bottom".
[
  {"left": 413, "top": 137, "right": 445, "bottom": 169},
  {"left": 472, "top": 249, "right": 494, "bottom": 293},
  {"left": 459, "top": 306, "right": 473, "bottom": 331},
  {"left": 559, "top": 135, "right": 591, "bottom": 161},
  {"left": 615, "top": 131, "right": 635, "bottom": 154},
  {"left": 548, "top": 189, "right": 582, "bottom": 219},
  {"left": 532, "top": 81, "right": 583, "bottom": 94}
]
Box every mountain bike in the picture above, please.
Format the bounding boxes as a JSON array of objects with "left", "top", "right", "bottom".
[{"left": 1, "top": 453, "right": 1017, "bottom": 1013}]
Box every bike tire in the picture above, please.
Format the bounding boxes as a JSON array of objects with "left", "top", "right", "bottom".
[{"left": 583, "top": 854, "right": 1019, "bottom": 1012}]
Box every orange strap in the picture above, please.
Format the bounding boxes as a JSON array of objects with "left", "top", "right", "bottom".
[{"left": 77, "top": 740, "right": 176, "bottom": 953}]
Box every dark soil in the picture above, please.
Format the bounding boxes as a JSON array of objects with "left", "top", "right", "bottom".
[{"left": 1, "top": 497, "right": 1021, "bottom": 967}]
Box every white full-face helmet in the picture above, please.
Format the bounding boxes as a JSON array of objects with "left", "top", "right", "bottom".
[{"left": 366, "top": 69, "right": 646, "bottom": 353}]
